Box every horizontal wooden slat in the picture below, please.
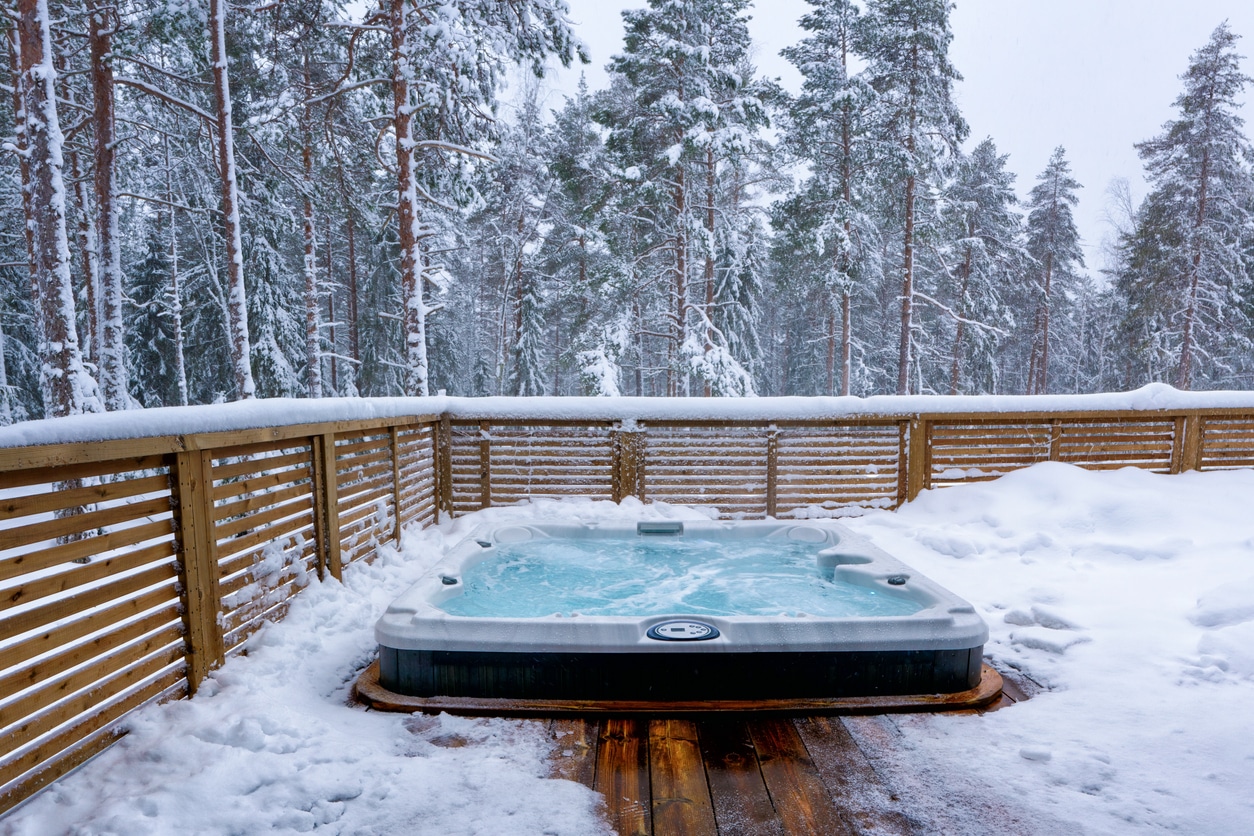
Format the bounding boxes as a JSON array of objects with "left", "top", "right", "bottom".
[
  {"left": 4, "top": 561, "right": 178, "bottom": 639},
  {"left": 0, "top": 495, "right": 173, "bottom": 553},
  {"left": 0, "top": 455, "right": 168, "bottom": 489},
  {"left": 210, "top": 448, "right": 311, "bottom": 483},
  {"left": 0, "top": 661, "right": 186, "bottom": 793},
  {"left": 3, "top": 539, "right": 176, "bottom": 612},
  {"left": 0, "top": 473, "right": 171, "bottom": 523},
  {"left": 0, "top": 582, "right": 180, "bottom": 672},
  {"left": 0, "top": 519, "right": 175, "bottom": 582},
  {"left": 214, "top": 495, "right": 313, "bottom": 539},
  {"left": 0, "top": 605, "right": 182, "bottom": 698}
]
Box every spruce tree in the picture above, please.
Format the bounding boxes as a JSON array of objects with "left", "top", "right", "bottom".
[
  {"left": 1121, "top": 23, "right": 1254, "bottom": 389},
  {"left": 1023, "top": 147, "right": 1084, "bottom": 395},
  {"left": 858, "top": 0, "right": 967, "bottom": 394}
]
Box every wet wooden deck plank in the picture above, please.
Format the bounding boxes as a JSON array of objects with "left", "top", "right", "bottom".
[
  {"left": 595, "top": 717, "right": 651, "bottom": 836},
  {"left": 547, "top": 718, "right": 598, "bottom": 788},
  {"left": 648, "top": 719, "right": 718, "bottom": 836},
  {"left": 748, "top": 718, "right": 855, "bottom": 836},
  {"left": 696, "top": 719, "right": 782, "bottom": 836},
  {"left": 796, "top": 715, "right": 914, "bottom": 835}
]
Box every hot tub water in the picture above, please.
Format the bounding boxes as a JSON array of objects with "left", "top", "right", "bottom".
[{"left": 441, "top": 537, "right": 921, "bottom": 619}]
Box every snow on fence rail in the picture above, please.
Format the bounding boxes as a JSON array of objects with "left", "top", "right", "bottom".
[{"left": 3, "top": 394, "right": 1254, "bottom": 815}]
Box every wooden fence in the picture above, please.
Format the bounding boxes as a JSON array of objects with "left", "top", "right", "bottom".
[{"left": 2, "top": 403, "right": 1254, "bottom": 814}]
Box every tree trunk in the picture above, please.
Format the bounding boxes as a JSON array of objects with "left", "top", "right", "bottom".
[
  {"left": 841, "top": 290, "right": 852, "bottom": 397},
  {"left": 390, "top": 0, "right": 430, "bottom": 396},
  {"left": 301, "top": 63, "right": 322, "bottom": 399},
  {"left": 1038, "top": 252, "right": 1053, "bottom": 395},
  {"left": 703, "top": 146, "right": 715, "bottom": 397},
  {"left": 326, "top": 217, "right": 338, "bottom": 394},
  {"left": 897, "top": 42, "right": 920, "bottom": 397},
  {"left": 898, "top": 170, "right": 916, "bottom": 396},
  {"left": 88, "top": 0, "right": 127, "bottom": 409},
  {"left": 69, "top": 150, "right": 101, "bottom": 369},
  {"left": 670, "top": 164, "right": 686, "bottom": 398},
  {"left": 208, "top": 0, "right": 256, "bottom": 400},
  {"left": 1177, "top": 138, "right": 1211, "bottom": 390},
  {"left": 17, "top": 0, "right": 97, "bottom": 417},
  {"left": 345, "top": 211, "right": 360, "bottom": 369},
  {"left": 949, "top": 242, "right": 973, "bottom": 395},
  {"left": 826, "top": 307, "right": 836, "bottom": 396},
  {"left": 164, "top": 138, "right": 189, "bottom": 406}
]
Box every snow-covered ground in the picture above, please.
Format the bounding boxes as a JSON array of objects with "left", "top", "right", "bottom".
[{"left": 5, "top": 463, "right": 1254, "bottom": 835}]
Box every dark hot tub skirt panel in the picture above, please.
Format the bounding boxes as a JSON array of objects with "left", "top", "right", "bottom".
[{"left": 377, "top": 645, "right": 985, "bottom": 700}]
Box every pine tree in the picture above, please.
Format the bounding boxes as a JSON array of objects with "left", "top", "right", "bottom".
[
  {"left": 1123, "top": 23, "right": 1254, "bottom": 389},
  {"left": 384, "top": 0, "right": 580, "bottom": 396},
  {"left": 1023, "top": 147, "right": 1083, "bottom": 395},
  {"left": 859, "top": 0, "right": 967, "bottom": 394},
  {"left": 779, "top": 0, "right": 876, "bottom": 395},
  {"left": 603, "top": 0, "right": 771, "bottom": 397},
  {"left": 940, "top": 138, "right": 1022, "bottom": 394},
  {"left": 15, "top": 0, "right": 100, "bottom": 417}
]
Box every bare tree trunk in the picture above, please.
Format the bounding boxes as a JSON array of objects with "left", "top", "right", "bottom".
[
  {"left": 326, "top": 217, "right": 337, "bottom": 394},
  {"left": 17, "top": 0, "right": 97, "bottom": 417},
  {"left": 164, "top": 138, "right": 189, "bottom": 406},
  {"left": 671, "top": 165, "right": 686, "bottom": 398},
  {"left": 88, "top": 0, "right": 127, "bottom": 409},
  {"left": 1037, "top": 253, "right": 1053, "bottom": 395},
  {"left": 208, "top": 0, "right": 255, "bottom": 400},
  {"left": 949, "top": 242, "right": 973, "bottom": 395},
  {"left": 301, "top": 63, "right": 322, "bottom": 399},
  {"left": 839, "top": 24, "right": 853, "bottom": 399},
  {"left": 389, "top": 0, "right": 429, "bottom": 396},
  {"left": 1177, "top": 143, "right": 1211, "bottom": 390},
  {"left": 345, "top": 210, "right": 360, "bottom": 368},
  {"left": 69, "top": 150, "right": 101, "bottom": 368},
  {"left": 825, "top": 307, "right": 836, "bottom": 396},
  {"left": 896, "top": 44, "right": 920, "bottom": 397},
  {"left": 841, "top": 290, "right": 852, "bottom": 396},
  {"left": 703, "top": 146, "right": 715, "bottom": 397},
  {"left": 898, "top": 170, "right": 916, "bottom": 396}
]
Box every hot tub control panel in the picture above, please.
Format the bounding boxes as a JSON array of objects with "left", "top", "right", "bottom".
[{"left": 646, "top": 620, "right": 720, "bottom": 641}]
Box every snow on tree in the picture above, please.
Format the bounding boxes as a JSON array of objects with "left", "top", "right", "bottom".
[
  {"left": 858, "top": 0, "right": 967, "bottom": 394},
  {"left": 14, "top": 0, "right": 101, "bottom": 418},
  {"left": 208, "top": 0, "right": 256, "bottom": 400},
  {"left": 1118, "top": 23, "right": 1254, "bottom": 390},
  {"left": 382, "top": 0, "right": 581, "bottom": 396},
  {"left": 1023, "top": 146, "right": 1084, "bottom": 395},
  {"left": 603, "top": 0, "right": 770, "bottom": 397},
  {"left": 778, "top": 0, "right": 879, "bottom": 396},
  {"left": 87, "top": 0, "right": 128, "bottom": 410},
  {"left": 939, "top": 138, "right": 1022, "bottom": 394}
]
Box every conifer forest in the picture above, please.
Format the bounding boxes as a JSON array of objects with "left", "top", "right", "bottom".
[{"left": 2, "top": 0, "right": 1253, "bottom": 424}]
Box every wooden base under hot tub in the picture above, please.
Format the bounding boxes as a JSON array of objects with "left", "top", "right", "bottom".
[{"left": 353, "top": 659, "right": 1004, "bottom": 716}]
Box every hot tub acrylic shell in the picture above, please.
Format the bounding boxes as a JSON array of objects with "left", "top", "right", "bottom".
[{"left": 375, "top": 521, "right": 989, "bottom": 700}]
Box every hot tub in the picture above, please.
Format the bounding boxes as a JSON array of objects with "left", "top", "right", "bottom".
[{"left": 375, "top": 520, "right": 988, "bottom": 700}]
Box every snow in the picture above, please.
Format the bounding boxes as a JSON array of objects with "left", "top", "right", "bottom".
[
  {"left": 4, "top": 384, "right": 1254, "bottom": 449},
  {"left": 6, "top": 463, "right": 1254, "bottom": 833}
]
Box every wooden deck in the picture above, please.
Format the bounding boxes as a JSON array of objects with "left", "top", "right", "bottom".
[{"left": 543, "top": 674, "right": 1032, "bottom": 836}]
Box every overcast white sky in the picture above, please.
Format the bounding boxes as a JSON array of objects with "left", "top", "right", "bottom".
[{"left": 537, "top": 0, "right": 1254, "bottom": 274}]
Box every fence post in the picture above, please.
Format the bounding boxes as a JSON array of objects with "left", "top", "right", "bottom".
[
  {"left": 612, "top": 423, "right": 645, "bottom": 502},
  {"left": 479, "top": 421, "right": 492, "bottom": 509},
  {"left": 437, "top": 415, "right": 453, "bottom": 519},
  {"left": 311, "top": 433, "right": 342, "bottom": 581},
  {"left": 906, "top": 417, "right": 930, "bottom": 502},
  {"left": 171, "top": 448, "right": 224, "bottom": 695},
  {"left": 391, "top": 425, "right": 403, "bottom": 544},
  {"left": 765, "top": 424, "right": 779, "bottom": 518},
  {"left": 1178, "top": 413, "right": 1204, "bottom": 473}
]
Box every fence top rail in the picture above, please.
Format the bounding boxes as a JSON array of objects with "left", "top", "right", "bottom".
[{"left": 2, "top": 385, "right": 1254, "bottom": 468}]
